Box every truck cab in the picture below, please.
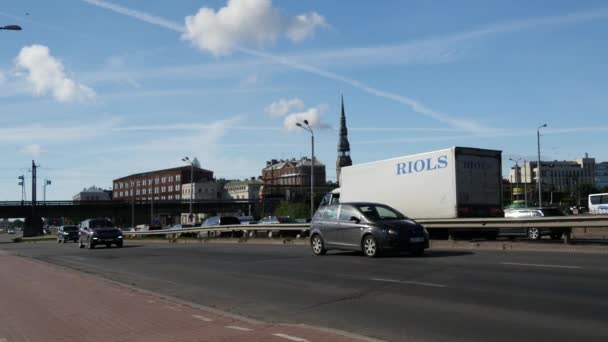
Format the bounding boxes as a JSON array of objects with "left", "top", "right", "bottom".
[{"left": 320, "top": 188, "right": 341, "bottom": 207}]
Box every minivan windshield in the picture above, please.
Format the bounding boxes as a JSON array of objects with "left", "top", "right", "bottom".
[
  {"left": 354, "top": 204, "right": 406, "bottom": 221},
  {"left": 89, "top": 219, "right": 115, "bottom": 228}
]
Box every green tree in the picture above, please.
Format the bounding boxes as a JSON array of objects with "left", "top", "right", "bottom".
[{"left": 274, "top": 201, "right": 310, "bottom": 219}]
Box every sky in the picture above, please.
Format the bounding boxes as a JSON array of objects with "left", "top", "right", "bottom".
[{"left": 1, "top": 0, "right": 607, "bottom": 200}]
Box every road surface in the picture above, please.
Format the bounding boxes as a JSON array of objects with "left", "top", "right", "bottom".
[{"left": 1, "top": 240, "right": 608, "bottom": 341}]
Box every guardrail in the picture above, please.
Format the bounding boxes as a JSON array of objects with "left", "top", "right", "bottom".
[{"left": 125, "top": 216, "right": 608, "bottom": 244}]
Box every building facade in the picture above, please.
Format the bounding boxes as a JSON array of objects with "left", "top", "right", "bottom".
[
  {"left": 112, "top": 166, "right": 213, "bottom": 201},
  {"left": 262, "top": 157, "right": 327, "bottom": 200},
  {"left": 596, "top": 162, "right": 608, "bottom": 190},
  {"left": 509, "top": 154, "right": 596, "bottom": 193},
  {"left": 181, "top": 181, "right": 220, "bottom": 201},
  {"left": 224, "top": 179, "right": 262, "bottom": 200},
  {"left": 336, "top": 96, "right": 352, "bottom": 183},
  {"left": 73, "top": 186, "right": 111, "bottom": 201}
]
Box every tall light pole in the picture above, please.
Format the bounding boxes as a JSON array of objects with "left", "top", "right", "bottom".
[
  {"left": 43, "top": 179, "right": 51, "bottom": 204},
  {"left": 18, "top": 175, "right": 26, "bottom": 204},
  {"left": 509, "top": 157, "right": 521, "bottom": 205},
  {"left": 296, "top": 120, "right": 314, "bottom": 219},
  {"left": 523, "top": 160, "right": 528, "bottom": 207},
  {"left": 182, "top": 157, "right": 194, "bottom": 223},
  {"left": 537, "top": 124, "right": 547, "bottom": 206}
]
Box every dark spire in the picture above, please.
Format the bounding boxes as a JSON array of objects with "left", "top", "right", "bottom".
[{"left": 336, "top": 95, "right": 352, "bottom": 184}]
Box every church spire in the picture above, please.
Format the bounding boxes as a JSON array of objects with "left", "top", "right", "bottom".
[{"left": 336, "top": 95, "right": 352, "bottom": 184}]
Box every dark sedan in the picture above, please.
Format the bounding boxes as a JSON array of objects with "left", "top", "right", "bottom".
[
  {"left": 57, "top": 225, "right": 79, "bottom": 243},
  {"left": 310, "top": 202, "right": 429, "bottom": 257},
  {"left": 78, "top": 218, "right": 123, "bottom": 249}
]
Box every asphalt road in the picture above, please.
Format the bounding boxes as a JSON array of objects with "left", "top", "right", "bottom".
[{"left": 2, "top": 240, "right": 608, "bottom": 342}]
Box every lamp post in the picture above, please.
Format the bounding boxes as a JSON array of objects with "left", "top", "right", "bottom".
[
  {"left": 18, "top": 175, "right": 26, "bottom": 204},
  {"left": 509, "top": 157, "right": 522, "bottom": 205},
  {"left": 296, "top": 120, "right": 315, "bottom": 219},
  {"left": 182, "top": 157, "right": 194, "bottom": 223},
  {"left": 523, "top": 160, "right": 528, "bottom": 207},
  {"left": 43, "top": 179, "right": 51, "bottom": 204},
  {"left": 537, "top": 124, "right": 547, "bottom": 206},
  {"left": 0, "top": 25, "right": 22, "bottom": 30}
]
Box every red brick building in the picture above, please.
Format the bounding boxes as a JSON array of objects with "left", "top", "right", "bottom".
[
  {"left": 113, "top": 166, "right": 213, "bottom": 201},
  {"left": 261, "top": 157, "right": 329, "bottom": 200}
]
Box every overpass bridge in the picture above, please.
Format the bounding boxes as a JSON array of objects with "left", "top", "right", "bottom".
[{"left": 0, "top": 200, "right": 275, "bottom": 226}]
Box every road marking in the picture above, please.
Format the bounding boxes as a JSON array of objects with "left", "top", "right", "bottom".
[
  {"left": 500, "top": 262, "right": 582, "bottom": 269},
  {"left": 226, "top": 325, "right": 253, "bottom": 332},
  {"left": 192, "top": 314, "right": 213, "bottom": 322},
  {"left": 372, "top": 278, "right": 446, "bottom": 288},
  {"left": 273, "top": 333, "right": 310, "bottom": 341}
]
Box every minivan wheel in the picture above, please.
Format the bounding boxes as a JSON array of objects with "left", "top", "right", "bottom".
[
  {"left": 311, "top": 235, "right": 326, "bottom": 255},
  {"left": 363, "top": 235, "right": 379, "bottom": 258},
  {"left": 527, "top": 228, "right": 541, "bottom": 240}
]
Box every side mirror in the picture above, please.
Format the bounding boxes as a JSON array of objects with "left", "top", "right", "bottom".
[{"left": 349, "top": 216, "right": 360, "bottom": 223}]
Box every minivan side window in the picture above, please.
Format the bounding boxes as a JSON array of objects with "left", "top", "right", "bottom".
[
  {"left": 338, "top": 205, "right": 359, "bottom": 221},
  {"left": 321, "top": 206, "right": 339, "bottom": 221},
  {"left": 313, "top": 207, "right": 325, "bottom": 219}
]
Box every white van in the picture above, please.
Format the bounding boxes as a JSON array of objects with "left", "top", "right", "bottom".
[{"left": 588, "top": 193, "right": 608, "bottom": 214}]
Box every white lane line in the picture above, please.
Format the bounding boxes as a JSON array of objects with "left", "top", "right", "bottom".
[
  {"left": 372, "top": 278, "right": 446, "bottom": 288},
  {"left": 225, "top": 325, "right": 254, "bottom": 332},
  {"left": 500, "top": 262, "right": 582, "bottom": 269},
  {"left": 192, "top": 314, "right": 213, "bottom": 322},
  {"left": 273, "top": 333, "right": 310, "bottom": 341}
]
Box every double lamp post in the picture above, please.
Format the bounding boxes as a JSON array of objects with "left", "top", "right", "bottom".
[{"left": 296, "top": 120, "right": 315, "bottom": 220}]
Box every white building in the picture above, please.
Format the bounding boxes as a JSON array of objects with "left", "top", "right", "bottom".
[
  {"left": 181, "top": 181, "right": 219, "bottom": 200},
  {"left": 224, "top": 179, "right": 262, "bottom": 200},
  {"left": 509, "top": 154, "right": 596, "bottom": 192},
  {"left": 73, "top": 186, "right": 111, "bottom": 201}
]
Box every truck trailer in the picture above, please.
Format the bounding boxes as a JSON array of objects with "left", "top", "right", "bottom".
[{"left": 322, "top": 147, "right": 504, "bottom": 221}]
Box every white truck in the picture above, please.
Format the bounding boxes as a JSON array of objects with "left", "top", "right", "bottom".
[{"left": 321, "top": 147, "right": 504, "bottom": 221}]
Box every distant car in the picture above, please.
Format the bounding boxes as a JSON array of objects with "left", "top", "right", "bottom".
[
  {"left": 238, "top": 216, "right": 257, "bottom": 225},
  {"left": 310, "top": 202, "right": 429, "bottom": 257},
  {"left": 257, "top": 216, "right": 305, "bottom": 237},
  {"left": 7, "top": 228, "right": 15, "bottom": 234},
  {"left": 57, "top": 225, "right": 79, "bottom": 243},
  {"left": 201, "top": 216, "right": 242, "bottom": 237},
  {"left": 78, "top": 218, "right": 124, "bottom": 249},
  {"left": 502, "top": 207, "right": 570, "bottom": 240}
]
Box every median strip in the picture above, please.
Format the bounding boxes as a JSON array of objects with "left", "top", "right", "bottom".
[
  {"left": 372, "top": 278, "right": 446, "bottom": 288},
  {"left": 500, "top": 262, "right": 582, "bottom": 269},
  {"left": 272, "top": 333, "right": 310, "bottom": 341}
]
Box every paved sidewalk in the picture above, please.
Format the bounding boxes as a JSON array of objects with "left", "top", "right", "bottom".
[{"left": 0, "top": 254, "right": 379, "bottom": 342}]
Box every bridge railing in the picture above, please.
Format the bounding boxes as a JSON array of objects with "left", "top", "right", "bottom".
[{"left": 124, "top": 216, "right": 608, "bottom": 244}]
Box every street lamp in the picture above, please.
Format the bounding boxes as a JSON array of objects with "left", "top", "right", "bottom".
[
  {"left": 182, "top": 157, "right": 194, "bottom": 223},
  {"left": 18, "top": 175, "right": 26, "bottom": 204},
  {"left": 43, "top": 179, "right": 51, "bottom": 204},
  {"left": 296, "top": 120, "right": 315, "bottom": 219},
  {"left": 537, "top": 124, "right": 547, "bottom": 206},
  {"left": 0, "top": 25, "right": 22, "bottom": 30}
]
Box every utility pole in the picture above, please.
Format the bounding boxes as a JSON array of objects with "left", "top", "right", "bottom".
[
  {"left": 31, "top": 160, "right": 38, "bottom": 206},
  {"left": 523, "top": 160, "right": 528, "bottom": 207}
]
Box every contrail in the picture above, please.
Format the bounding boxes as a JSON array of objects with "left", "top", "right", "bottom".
[{"left": 82, "top": 0, "right": 184, "bottom": 32}]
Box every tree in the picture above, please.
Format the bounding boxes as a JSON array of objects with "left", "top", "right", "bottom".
[
  {"left": 192, "top": 157, "right": 201, "bottom": 168},
  {"left": 274, "top": 201, "right": 309, "bottom": 219}
]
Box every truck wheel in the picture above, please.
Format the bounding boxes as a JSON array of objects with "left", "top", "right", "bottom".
[
  {"left": 310, "top": 235, "right": 326, "bottom": 255},
  {"left": 527, "top": 228, "right": 541, "bottom": 240},
  {"left": 363, "top": 235, "right": 379, "bottom": 258}
]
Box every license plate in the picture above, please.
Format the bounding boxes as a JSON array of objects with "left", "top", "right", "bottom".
[{"left": 409, "top": 237, "right": 425, "bottom": 243}]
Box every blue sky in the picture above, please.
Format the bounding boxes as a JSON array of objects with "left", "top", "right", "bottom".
[{"left": 1, "top": 0, "right": 607, "bottom": 200}]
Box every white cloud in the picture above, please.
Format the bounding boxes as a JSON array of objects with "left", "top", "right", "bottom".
[
  {"left": 283, "top": 105, "right": 329, "bottom": 131},
  {"left": 265, "top": 97, "right": 305, "bottom": 117},
  {"left": 20, "top": 144, "right": 43, "bottom": 157},
  {"left": 15, "top": 45, "right": 96, "bottom": 103},
  {"left": 181, "top": 0, "right": 326, "bottom": 55},
  {"left": 0, "top": 69, "right": 6, "bottom": 84}
]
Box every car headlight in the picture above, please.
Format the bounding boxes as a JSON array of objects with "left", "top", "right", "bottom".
[
  {"left": 386, "top": 228, "right": 398, "bottom": 235},
  {"left": 117, "top": 236, "right": 123, "bottom": 239},
  {"left": 92, "top": 237, "right": 99, "bottom": 240},
  {"left": 63, "top": 232, "right": 69, "bottom": 235}
]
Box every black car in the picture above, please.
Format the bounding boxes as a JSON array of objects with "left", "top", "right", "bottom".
[
  {"left": 502, "top": 207, "right": 570, "bottom": 240},
  {"left": 78, "top": 218, "right": 123, "bottom": 249},
  {"left": 201, "top": 216, "right": 242, "bottom": 237},
  {"left": 57, "top": 225, "right": 79, "bottom": 243},
  {"left": 310, "top": 202, "right": 429, "bottom": 257}
]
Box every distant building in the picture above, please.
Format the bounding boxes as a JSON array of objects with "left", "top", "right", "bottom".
[
  {"left": 181, "top": 181, "right": 220, "bottom": 200},
  {"left": 73, "top": 186, "right": 111, "bottom": 201},
  {"left": 224, "top": 178, "right": 262, "bottom": 200},
  {"left": 509, "top": 153, "right": 596, "bottom": 193},
  {"left": 596, "top": 162, "right": 608, "bottom": 189},
  {"left": 262, "top": 157, "right": 327, "bottom": 200},
  {"left": 336, "top": 96, "right": 352, "bottom": 184},
  {"left": 112, "top": 166, "right": 214, "bottom": 201}
]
